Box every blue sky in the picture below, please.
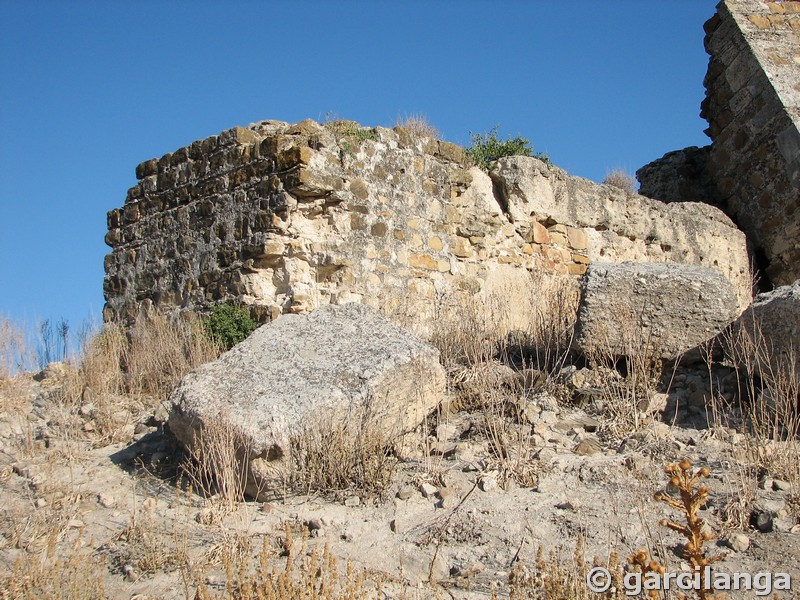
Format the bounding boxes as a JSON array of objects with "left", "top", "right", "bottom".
[{"left": 0, "top": 0, "right": 717, "bottom": 334}]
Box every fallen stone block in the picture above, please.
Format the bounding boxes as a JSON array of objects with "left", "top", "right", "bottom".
[
  {"left": 728, "top": 279, "right": 800, "bottom": 376},
  {"left": 575, "top": 262, "right": 741, "bottom": 360},
  {"left": 168, "top": 303, "right": 445, "bottom": 498}
]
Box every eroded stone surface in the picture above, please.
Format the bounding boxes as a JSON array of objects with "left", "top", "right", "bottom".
[
  {"left": 576, "top": 262, "right": 741, "bottom": 359},
  {"left": 103, "top": 119, "right": 751, "bottom": 333},
  {"left": 636, "top": 145, "right": 723, "bottom": 207},
  {"left": 490, "top": 157, "right": 751, "bottom": 310},
  {"left": 730, "top": 279, "right": 800, "bottom": 374},
  {"left": 167, "top": 303, "right": 444, "bottom": 497},
  {"left": 702, "top": 0, "right": 800, "bottom": 285}
]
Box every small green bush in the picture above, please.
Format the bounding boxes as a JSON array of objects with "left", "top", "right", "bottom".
[
  {"left": 205, "top": 304, "right": 258, "bottom": 351},
  {"left": 465, "top": 126, "right": 548, "bottom": 170}
]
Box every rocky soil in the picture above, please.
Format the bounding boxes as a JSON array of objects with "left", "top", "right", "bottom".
[{"left": 1, "top": 360, "right": 798, "bottom": 599}]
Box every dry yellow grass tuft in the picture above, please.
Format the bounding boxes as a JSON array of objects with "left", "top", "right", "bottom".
[
  {"left": 59, "top": 313, "right": 219, "bottom": 444},
  {"left": 0, "top": 542, "right": 107, "bottom": 599},
  {"left": 603, "top": 169, "right": 638, "bottom": 195},
  {"left": 194, "top": 526, "right": 382, "bottom": 600},
  {"left": 394, "top": 114, "right": 441, "bottom": 140},
  {"left": 287, "top": 410, "right": 398, "bottom": 501}
]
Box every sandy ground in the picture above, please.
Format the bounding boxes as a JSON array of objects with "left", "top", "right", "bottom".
[{"left": 1, "top": 368, "right": 799, "bottom": 599}]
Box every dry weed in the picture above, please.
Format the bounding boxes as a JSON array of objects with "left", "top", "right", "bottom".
[
  {"left": 0, "top": 539, "right": 107, "bottom": 599},
  {"left": 632, "top": 459, "right": 726, "bottom": 600},
  {"left": 603, "top": 169, "right": 638, "bottom": 195},
  {"left": 181, "top": 413, "right": 251, "bottom": 518},
  {"left": 0, "top": 317, "right": 35, "bottom": 382},
  {"left": 713, "top": 312, "right": 800, "bottom": 488},
  {"left": 57, "top": 314, "right": 218, "bottom": 445},
  {"left": 114, "top": 497, "right": 188, "bottom": 577},
  {"left": 583, "top": 304, "right": 664, "bottom": 438},
  {"left": 507, "top": 537, "right": 625, "bottom": 600},
  {"left": 288, "top": 409, "right": 398, "bottom": 501},
  {"left": 431, "top": 271, "right": 577, "bottom": 385},
  {"left": 427, "top": 273, "right": 577, "bottom": 487},
  {"left": 395, "top": 114, "right": 441, "bottom": 139},
  {"left": 195, "top": 526, "right": 382, "bottom": 600}
]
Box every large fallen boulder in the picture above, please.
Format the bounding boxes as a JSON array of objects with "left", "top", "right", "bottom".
[
  {"left": 728, "top": 280, "right": 800, "bottom": 375},
  {"left": 576, "top": 262, "right": 741, "bottom": 360},
  {"left": 168, "top": 302, "right": 445, "bottom": 498}
]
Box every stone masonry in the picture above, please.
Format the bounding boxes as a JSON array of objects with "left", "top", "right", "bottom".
[
  {"left": 702, "top": 0, "right": 800, "bottom": 285},
  {"left": 103, "top": 118, "right": 751, "bottom": 331}
]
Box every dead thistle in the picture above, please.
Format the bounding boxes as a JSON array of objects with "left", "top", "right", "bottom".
[{"left": 632, "top": 459, "right": 726, "bottom": 600}]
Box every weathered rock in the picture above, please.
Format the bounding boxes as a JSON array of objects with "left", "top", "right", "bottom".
[
  {"left": 104, "top": 118, "right": 749, "bottom": 339},
  {"left": 168, "top": 303, "right": 444, "bottom": 498},
  {"left": 636, "top": 146, "right": 723, "bottom": 207},
  {"left": 702, "top": 1, "right": 800, "bottom": 286},
  {"left": 419, "top": 482, "right": 438, "bottom": 498},
  {"left": 576, "top": 262, "right": 741, "bottom": 360},
  {"left": 729, "top": 280, "right": 800, "bottom": 375},
  {"left": 490, "top": 156, "right": 751, "bottom": 310},
  {"left": 573, "top": 438, "right": 602, "bottom": 456},
  {"left": 724, "top": 532, "right": 750, "bottom": 553}
]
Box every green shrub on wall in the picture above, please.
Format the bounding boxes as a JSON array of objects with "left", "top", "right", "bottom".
[
  {"left": 205, "top": 304, "right": 258, "bottom": 350},
  {"left": 465, "top": 126, "right": 549, "bottom": 170}
]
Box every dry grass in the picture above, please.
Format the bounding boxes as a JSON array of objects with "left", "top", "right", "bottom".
[
  {"left": 603, "top": 169, "right": 638, "bottom": 195},
  {"left": 0, "top": 317, "right": 35, "bottom": 382},
  {"left": 701, "top": 312, "right": 800, "bottom": 527},
  {"left": 506, "top": 460, "right": 726, "bottom": 600},
  {"left": 394, "top": 114, "right": 441, "bottom": 140},
  {"left": 0, "top": 476, "right": 108, "bottom": 600},
  {"left": 582, "top": 304, "right": 665, "bottom": 439},
  {"left": 181, "top": 413, "right": 252, "bottom": 521},
  {"left": 0, "top": 540, "right": 107, "bottom": 599},
  {"left": 505, "top": 537, "right": 625, "bottom": 600},
  {"left": 431, "top": 271, "right": 578, "bottom": 382},
  {"left": 194, "top": 526, "right": 382, "bottom": 600},
  {"left": 56, "top": 314, "right": 219, "bottom": 445},
  {"left": 287, "top": 409, "right": 398, "bottom": 501},
  {"left": 426, "top": 272, "right": 577, "bottom": 487},
  {"left": 2, "top": 312, "right": 218, "bottom": 450},
  {"left": 115, "top": 498, "right": 188, "bottom": 577}
]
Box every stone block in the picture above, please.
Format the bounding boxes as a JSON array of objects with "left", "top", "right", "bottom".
[
  {"left": 135, "top": 159, "right": 159, "bottom": 180},
  {"left": 747, "top": 15, "right": 772, "bottom": 29},
  {"left": 568, "top": 263, "right": 587, "bottom": 276},
  {"left": 277, "top": 145, "right": 314, "bottom": 171},
  {"left": 450, "top": 236, "right": 472, "bottom": 258},
  {"left": 548, "top": 232, "right": 567, "bottom": 247},
  {"left": 566, "top": 227, "right": 588, "bottom": 250},
  {"left": 530, "top": 221, "right": 550, "bottom": 244},
  {"left": 576, "top": 262, "right": 740, "bottom": 360},
  {"left": 408, "top": 254, "right": 438, "bottom": 270},
  {"left": 729, "top": 280, "right": 800, "bottom": 376},
  {"left": 571, "top": 252, "right": 589, "bottom": 264},
  {"left": 168, "top": 304, "right": 444, "bottom": 499}
]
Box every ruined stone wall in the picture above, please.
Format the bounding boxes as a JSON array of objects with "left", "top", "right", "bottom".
[
  {"left": 635, "top": 146, "right": 724, "bottom": 208},
  {"left": 701, "top": 0, "right": 800, "bottom": 285},
  {"left": 104, "top": 119, "right": 587, "bottom": 332},
  {"left": 103, "top": 118, "right": 751, "bottom": 331}
]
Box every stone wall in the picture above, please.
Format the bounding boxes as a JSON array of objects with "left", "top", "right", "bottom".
[
  {"left": 635, "top": 146, "right": 724, "bottom": 208},
  {"left": 700, "top": 0, "right": 800, "bottom": 286},
  {"left": 103, "top": 118, "right": 751, "bottom": 331}
]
